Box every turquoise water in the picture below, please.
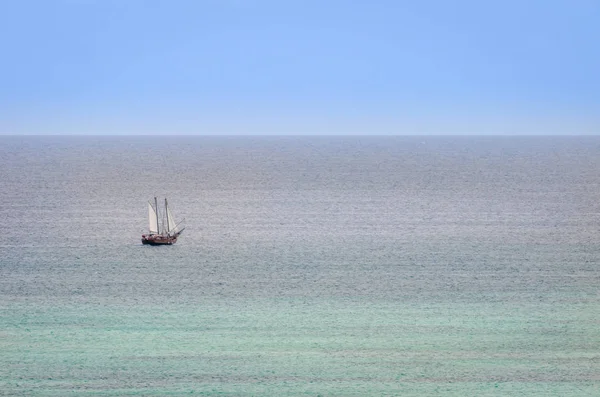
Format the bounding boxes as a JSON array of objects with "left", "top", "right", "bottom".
[
  {"left": 3, "top": 299, "right": 598, "bottom": 395},
  {"left": 1, "top": 136, "right": 599, "bottom": 395}
]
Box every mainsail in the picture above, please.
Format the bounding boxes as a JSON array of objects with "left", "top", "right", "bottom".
[{"left": 148, "top": 202, "right": 159, "bottom": 234}]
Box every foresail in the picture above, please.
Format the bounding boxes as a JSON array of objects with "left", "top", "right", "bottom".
[
  {"left": 148, "top": 202, "right": 159, "bottom": 234},
  {"left": 167, "top": 207, "right": 178, "bottom": 233}
]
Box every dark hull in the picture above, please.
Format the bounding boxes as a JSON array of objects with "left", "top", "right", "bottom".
[{"left": 141, "top": 234, "right": 178, "bottom": 245}]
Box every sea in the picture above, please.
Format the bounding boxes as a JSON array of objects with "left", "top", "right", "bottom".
[{"left": 0, "top": 135, "right": 599, "bottom": 396}]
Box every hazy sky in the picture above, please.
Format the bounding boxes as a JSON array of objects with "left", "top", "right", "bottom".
[{"left": 1, "top": 0, "right": 598, "bottom": 135}]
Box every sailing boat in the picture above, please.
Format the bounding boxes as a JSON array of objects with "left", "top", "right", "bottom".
[{"left": 141, "top": 197, "right": 185, "bottom": 245}]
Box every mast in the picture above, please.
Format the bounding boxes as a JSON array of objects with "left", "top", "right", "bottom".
[
  {"left": 154, "top": 197, "right": 159, "bottom": 234},
  {"left": 165, "top": 198, "right": 170, "bottom": 235}
]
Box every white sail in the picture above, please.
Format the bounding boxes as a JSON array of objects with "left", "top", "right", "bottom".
[
  {"left": 148, "top": 202, "right": 159, "bottom": 234},
  {"left": 167, "top": 207, "right": 177, "bottom": 234}
]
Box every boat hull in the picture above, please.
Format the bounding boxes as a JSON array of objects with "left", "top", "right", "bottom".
[{"left": 141, "top": 234, "right": 178, "bottom": 245}]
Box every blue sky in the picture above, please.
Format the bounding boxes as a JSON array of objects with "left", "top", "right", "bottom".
[{"left": 0, "top": 0, "right": 598, "bottom": 135}]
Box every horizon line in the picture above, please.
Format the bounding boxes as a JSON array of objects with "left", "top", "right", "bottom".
[{"left": 1, "top": 133, "right": 599, "bottom": 137}]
